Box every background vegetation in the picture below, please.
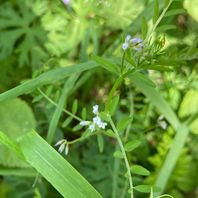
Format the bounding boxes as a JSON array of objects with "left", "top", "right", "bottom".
[{"left": 0, "top": 0, "right": 198, "bottom": 198}]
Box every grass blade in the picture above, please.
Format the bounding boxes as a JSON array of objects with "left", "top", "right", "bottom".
[
  {"left": 130, "top": 72, "right": 179, "bottom": 129},
  {"left": 0, "top": 61, "right": 98, "bottom": 102},
  {"left": 154, "top": 125, "right": 189, "bottom": 196},
  {"left": 130, "top": 72, "right": 190, "bottom": 196},
  {"left": 0, "top": 167, "right": 36, "bottom": 177},
  {"left": 18, "top": 131, "right": 102, "bottom": 198},
  {"left": 47, "top": 75, "right": 78, "bottom": 144}
]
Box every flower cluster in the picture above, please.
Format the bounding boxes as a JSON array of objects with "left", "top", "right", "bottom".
[
  {"left": 55, "top": 139, "right": 69, "bottom": 155},
  {"left": 80, "top": 105, "right": 107, "bottom": 132},
  {"left": 122, "top": 35, "right": 143, "bottom": 51}
]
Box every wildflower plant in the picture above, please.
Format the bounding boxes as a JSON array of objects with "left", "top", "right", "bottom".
[{"left": 0, "top": 0, "right": 197, "bottom": 198}]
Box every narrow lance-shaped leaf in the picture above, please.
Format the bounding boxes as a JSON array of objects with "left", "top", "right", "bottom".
[
  {"left": 130, "top": 72, "right": 179, "bottom": 129},
  {"left": 97, "top": 134, "right": 104, "bottom": 153},
  {"left": 0, "top": 61, "right": 98, "bottom": 102},
  {"left": 124, "top": 140, "right": 141, "bottom": 152},
  {"left": 131, "top": 165, "right": 150, "bottom": 176},
  {"left": 92, "top": 55, "right": 120, "bottom": 74},
  {"left": 72, "top": 99, "right": 78, "bottom": 114},
  {"left": 163, "top": 0, "right": 170, "bottom": 7},
  {"left": 117, "top": 117, "right": 133, "bottom": 132},
  {"left": 141, "top": 17, "right": 148, "bottom": 39},
  {"left": 108, "top": 95, "right": 120, "bottom": 116},
  {"left": 47, "top": 75, "right": 78, "bottom": 144},
  {"left": 153, "top": 0, "right": 159, "bottom": 24},
  {"left": 18, "top": 131, "right": 102, "bottom": 198}
]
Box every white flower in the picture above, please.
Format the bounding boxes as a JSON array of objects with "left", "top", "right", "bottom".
[
  {"left": 157, "top": 115, "right": 167, "bottom": 130},
  {"left": 79, "top": 104, "right": 107, "bottom": 132},
  {"left": 93, "top": 116, "right": 101, "bottom": 125},
  {"left": 79, "top": 121, "right": 90, "bottom": 126},
  {"left": 65, "top": 144, "right": 69, "bottom": 155},
  {"left": 98, "top": 121, "right": 107, "bottom": 129},
  {"left": 58, "top": 143, "right": 65, "bottom": 153},
  {"left": 93, "top": 105, "right": 99, "bottom": 115},
  {"left": 55, "top": 139, "right": 65, "bottom": 146},
  {"left": 55, "top": 139, "right": 69, "bottom": 155},
  {"left": 93, "top": 116, "right": 107, "bottom": 129},
  {"left": 89, "top": 124, "right": 95, "bottom": 132}
]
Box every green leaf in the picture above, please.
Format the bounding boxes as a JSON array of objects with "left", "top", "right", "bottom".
[
  {"left": 134, "top": 185, "right": 160, "bottom": 193},
  {"left": 153, "top": 0, "right": 159, "bottom": 24},
  {"left": 0, "top": 98, "right": 35, "bottom": 167},
  {"left": 92, "top": 55, "right": 119, "bottom": 74},
  {"left": 130, "top": 72, "right": 179, "bottom": 129},
  {"left": 124, "top": 140, "right": 141, "bottom": 152},
  {"left": 131, "top": 165, "right": 150, "bottom": 176},
  {"left": 108, "top": 95, "right": 120, "bottom": 116},
  {"left": 99, "top": 112, "right": 110, "bottom": 122},
  {"left": 72, "top": 99, "right": 78, "bottom": 114},
  {"left": 18, "top": 131, "right": 102, "bottom": 198},
  {"left": 0, "top": 131, "right": 25, "bottom": 161},
  {"left": 163, "top": 0, "right": 170, "bottom": 7},
  {"left": 156, "top": 25, "right": 177, "bottom": 32},
  {"left": 0, "top": 61, "right": 98, "bottom": 102},
  {"left": 141, "top": 17, "right": 148, "bottom": 39},
  {"left": 142, "top": 65, "right": 174, "bottom": 72},
  {"left": 179, "top": 90, "right": 198, "bottom": 134},
  {"left": 0, "top": 2, "right": 47, "bottom": 67},
  {"left": 125, "top": 50, "right": 136, "bottom": 67},
  {"left": 97, "top": 134, "right": 104, "bottom": 153},
  {"left": 164, "top": 8, "right": 186, "bottom": 17},
  {"left": 113, "top": 150, "right": 123, "bottom": 159},
  {"left": 81, "top": 107, "right": 87, "bottom": 120},
  {"left": 0, "top": 167, "right": 36, "bottom": 177},
  {"left": 117, "top": 117, "right": 133, "bottom": 132},
  {"left": 105, "top": 129, "right": 116, "bottom": 138},
  {"left": 134, "top": 185, "right": 151, "bottom": 193},
  {"left": 62, "top": 117, "right": 73, "bottom": 128}
]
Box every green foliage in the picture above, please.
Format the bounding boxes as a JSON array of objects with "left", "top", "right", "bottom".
[
  {"left": 0, "top": 1, "right": 47, "bottom": 69},
  {"left": 0, "top": 98, "right": 35, "bottom": 167},
  {"left": 0, "top": 0, "right": 198, "bottom": 197}
]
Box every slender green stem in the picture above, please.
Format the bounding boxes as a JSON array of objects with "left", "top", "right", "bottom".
[
  {"left": 124, "top": 91, "right": 134, "bottom": 142},
  {"left": 156, "top": 195, "right": 174, "bottom": 198},
  {"left": 67, "top": 131, "right": 101, "bottom": 145},
  {"left": 38, "top": 88, "right": 82, "bottom": 122},
  {"left": 145, "top": 0, "right": 173, "bottom": 42},
  {"left": 112, "top": 144, "right": 120, "bottom": 198},
  {"left": 121, "top": 52, "right": 126, "bottom": 74},
  {"left": 109, "top": 116, "right": 134, "bottom": 198},
  {"left": 105, "top": 76, "right": 123, "bottom": 112}
]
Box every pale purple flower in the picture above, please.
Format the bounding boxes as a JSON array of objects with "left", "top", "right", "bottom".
[
  {"left": 130, "top": 37, "right": 143, "bottom": 44},
  {"left": 125, "top": 35, "right": 131, "bottom": 42},
  {"left": 63, "top": 0, "right": 70, "bottom": 5}
]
